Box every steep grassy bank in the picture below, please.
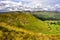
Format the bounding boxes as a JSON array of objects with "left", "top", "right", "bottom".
[
  {"left": 0, "top": 12, "right": 49, "bottom": 33},
  {"left": 0, "top": 11, "right": 60, "bottom": 40}
]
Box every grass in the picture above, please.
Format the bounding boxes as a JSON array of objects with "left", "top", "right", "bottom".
[
  {"left": 44, "top": 20, "right": 60, "bottom": 34},
  {"left": 32, "top": 11, "right": 60, "bottom": 20},
  {"left": 0, "top": 22, "right": 60, "bottom": 40},
  {"left": 0, "top": 12, "right": 49, "bottom": 33},
  {"left": 0, "top": 11, "right": 60, "bottom": 40}
]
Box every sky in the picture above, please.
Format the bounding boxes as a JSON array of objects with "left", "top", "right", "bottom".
[{"left": 0, "top": 0, "right": 60, "bottom": 11}]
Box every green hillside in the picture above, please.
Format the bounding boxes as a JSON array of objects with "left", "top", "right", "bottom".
[
  {"left": 0, "top": 11, "right": 49, "bottom": 33},
  {"left": 0, "top": 11, "right": 60, "bottom": 40},
  {"left": 32, "top": 11, "right": 60, "bottom": 20},
  {"left": 31, "top": 11, "right": 60, "bottom": 34}
]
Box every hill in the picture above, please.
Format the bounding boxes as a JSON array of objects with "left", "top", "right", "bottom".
[
  {"left": 32, "top": 11, "right": 60, "bottom": 20},
  {"left": 0, "top": 11, "right": 49, "bottom": 33},
  {"left": 0, "top": 11, "right": 49, "bottom": 40},
  {"left": 0, "top": 11, "right": 60, "bottom": 40},
  {"left": 0, "top": 22, "right": 60, "bottom": 40}
]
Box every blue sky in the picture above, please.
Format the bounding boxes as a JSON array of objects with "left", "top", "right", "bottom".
[
  {"left": 0, "top": 0, "right": 60, "bottom": 11},
  {"left": 0, "top": 0, "right": 60, "bottom": 6}
]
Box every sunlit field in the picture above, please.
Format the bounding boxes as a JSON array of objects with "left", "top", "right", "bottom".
[{"left": 0, "top": 11, "right": 60, "bottom": 40}]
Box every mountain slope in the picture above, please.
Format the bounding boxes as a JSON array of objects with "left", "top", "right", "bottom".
[
  {"left": 0, "top": 12, "right": 60, "bottom": 40},
  {"left": 0, "top": 22, "right": 60, "bottom": 40},
  {"left": 0, "top": 11, "right": 49, "bottom": 33}
]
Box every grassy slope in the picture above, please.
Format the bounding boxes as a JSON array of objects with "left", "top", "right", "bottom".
[
  {"left": 0, "top": 12, "right": 49, "bottom": 33},
  {"left": 44, "top": 21, "right": 60, "bottom": 34},
  {"left": 0, "top": 22, "right": 60, "bottom": 40},
  {"left": 31, "top": 11, "right": 60, "bottom": 34},
  {"left": 32, "top": 12, "right": 60, "bottom": 20},
  {"left": 0, "top": 11, "right": 60, "bottom": 40}
]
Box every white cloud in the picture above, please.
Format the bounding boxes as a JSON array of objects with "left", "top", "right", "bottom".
[
  {"left": 0, "top": 0, "right": 60, "bottom": 11},
  {"left": 8, "top": 8, "right": 18, "bottom": 11},
  {"left": 43, "top": 8, "right": 48, "bottom": 10},
  {"left": 55, "top": 4, "right": 60, "bottom": 8}
]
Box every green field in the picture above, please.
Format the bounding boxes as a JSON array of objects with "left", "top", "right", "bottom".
[
  {"left": 0, "top": 11, "right": 60, "bottom": 40},
  {"left": 31, "top": 11, "right": 60, "bottom": 34},
  {"left": 32, "top": 11, "right": 60, "bottom": 20}
]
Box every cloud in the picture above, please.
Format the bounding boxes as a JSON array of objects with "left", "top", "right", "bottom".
[
  {"left": 0, "top": 1, "right": 23, "bottom": 11},
  {"left": 0, "top": 0, "right": 60, "bottom": 11},
  {"left": 55, "top": 4, "right": 60, "bottom": 8}
]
